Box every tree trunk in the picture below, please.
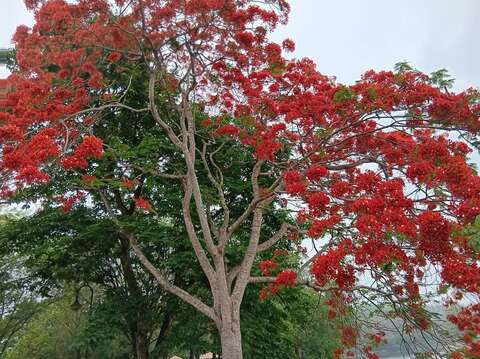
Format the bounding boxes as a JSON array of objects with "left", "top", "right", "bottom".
[
  {"left": 152, "top": 310, "right": 173, "bottom": 357},
  {"left": 135, "top": 320, "right": 149, "bottom": 359},
  {"left": 136, "top": 336, "right": 149, "bottom": 359},
  {"left": 219, "top": 319, "right": 242, "bottom": 359},
  {"left": 118, "top": 234, "right": 150, "bottom": 359}
]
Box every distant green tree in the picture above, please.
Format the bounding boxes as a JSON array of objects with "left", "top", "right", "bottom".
[
  {"left": 0, "top": 254, "right": 40, "bottom": 357},
  {"left": 4, "top": 289, "right": 130, "bottom": 359}
]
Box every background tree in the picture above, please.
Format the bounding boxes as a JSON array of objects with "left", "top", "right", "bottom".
[
  {"left": 2, "top": 210, "right": 341, "bottom": 358},
  {"left": 3, "top": 288, "right": 132, "bottom": 359},
  {"left": 0, "top": 253, "right": 40, "bottom": 357}
]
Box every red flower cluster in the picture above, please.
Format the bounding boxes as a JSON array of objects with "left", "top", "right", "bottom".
[
  {"left": 275, "top": 270, "right": 297, "bottom": 287},
  {"left": 62, "top": 136, "right": 103, "bottom": 170},
  {"left": 107, "top": 52, "right": 122, "bottom": 63},
  {"left": 259, "top": 259, "right": 278, "bottom": 276},
  {"left": 448, "top": 304, "right": 480, "bottom": 357},
  {"left": 214, "top": 124, "right": 240, "bottom": 137},
  {"left": 135, "top": 197, "right": 153, "bottom": 212},
  {"left": 307, "top": 215, "right": 341, "bottom": 237},
  {"left": 307, "top": 192, "right": 330, "bottom": 212},
  {"left": 81, "top": 175, "right": 97, "bottom": 185},
  {"left": 258, "top": 270, "right": 297, "bottom": 301},
  {"left": 311, "top": 242, "right": 355, "bottom": 289},
  {"left": 283, "top": 170, "right": 307, "bottom": 195},
  {"left": 442, "top": 257, "right": 480, "bottom": 293},
  {"left": 417, "top": 211, "right": 452, "bottom": 260},
  {"left": 122, "top": 179, "right": 136, "bottom": 191},
  {"left": 58, "top": 192, "right": 84, "bottom": 213},
  {"left": 341, "top": 326, "right": 357, "bottom": 348},
  {"left": 306, "top": 164, "right": 328, "bottom": 181},
  {"left": 75, "top": 136, "right": 103, "bottom": 159}
]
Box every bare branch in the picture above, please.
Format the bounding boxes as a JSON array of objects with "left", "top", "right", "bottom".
[
  {"left": 199, "top": 141, "right": 230, "bottom": 238},
  {"left": 256, "top": 222, "right": 295, "bottom": 253},
  {"left": 148, "top": 71, "right": 183, "bottom": 148},
  {"left": 129, "top": 163, "right": 185, "bottom": 180},
  {"left": 181, "top": 178, "right": 219, "bottom": 286},
  {"left": 97, "top": 190, "right": 218, "bottom": 324},
  {"left": 126, "top": 230, "right": 218, "bottom": 324},
  {"left": 231, "top": 208, "right": 263, "bottom": 310},
  {"left": 228, "top": 161, "right": 277, "bottom": 237},
  {"left": 60, "top": 102, "right": 148, "bottom": 123}
]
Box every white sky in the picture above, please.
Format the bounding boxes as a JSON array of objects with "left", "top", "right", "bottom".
[
  {"left": 273, "top": 0, "right": 480, "bottom": 91},
  {"left": 1, "top": 0, "right": 479, "bottom": 90}
]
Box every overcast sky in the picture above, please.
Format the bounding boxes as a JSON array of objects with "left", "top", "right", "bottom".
[{"left": 1, "top": 0, "right": 479, "bottom": 90}]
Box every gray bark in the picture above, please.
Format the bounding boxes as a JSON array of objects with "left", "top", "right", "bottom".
[{"left": 219, "top": 316, "right": 243, "bottom": 359}]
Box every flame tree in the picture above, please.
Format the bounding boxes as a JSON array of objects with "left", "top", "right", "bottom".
[{"left": 1, "top": 1, "right": 480, "bottom": 357}]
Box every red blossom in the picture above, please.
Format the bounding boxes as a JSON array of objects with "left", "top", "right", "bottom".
[
  {"left": 122, "top": 179, "right": 135, "bottom": 191},
  {"left": 308, "top": 215, "right": 340, "bottom": 237},
  {"left": 135, "top": 197, "right": 152, "bottom": 212},
  {"left": 307, "top": 192, "right": 330, "bottom": 212},
  {"left": 201, "top": 118, "right": 213, "bottom": 127},
  {"left": 333, "top": 348, "right": 344, "bottom": 359},
  {"left": 254, "top": 138, "right": 281, "bottom": 160},
  {"left": 341, "top": 326, "right": 357, "bottom": 347},
  {"left": 58, "top": 192, "right": 84, "bottom": 213},
  {"left": 275, "top": 270, "right": 297, "bottom": 287},
  {"left": 17, "top": 166, "right": 49, "bottom": 184},
  {"left": 259, "top": 260, "right": 278, "bottom": 276},
  {"left": 363, "top": 347, "right": 380, "bottom": 359},
  {"left": 62, "top": 156, "right": 88, "bottom": 170},
  {"left": 81, "top": 175, "right": 96, "bottom": 185},
  {"left": 281, "top": 38, "right": 295, "bottom": 52},
  {"left": 283, "top": 170, "right": 302, "bottom": 184},
  {"left": 107, "top": 51, "right": 122, "bottom": 63},
  {"left": 236, "top": 31, "right": 255, "bottom": 47},
  {"left": 306, "top": 164, "right": 328, "bottom": 181},
  {"left": 285, "top": 181, "right": 307, "bottom": 195},
  {"left": 75, "top": 136, "right": 103, "bottom": 159},
  {"left": 311, "top": 243, "right": 355, "bottom": 289},
  {"left": 259, "top": 287, "right": 270, "bottom": 301},
  {"left": 214, "top": 124, "right": 240, "bottom": 137},
  {"left": 448, "top": 304, "right": 480, "bottom": 357}
]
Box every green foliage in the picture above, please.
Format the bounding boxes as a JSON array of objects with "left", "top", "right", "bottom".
[
  {"left": 4, "top": 290, "right": 129, "bottom": 359},
  {"left": 333, "top": 86, "right": 356, "bottom": 103},
  {"left": 0, "top": 48, "right": 14, "bottom": 68},
  {"left": 285, "top": 289, "right": 342, "bottom": 358},
  {"left": 394, "top": 61, "right": 414, "bottom": 74},
  {"left": 430, "top": 68, "right": 455, "bottom": 89},
  {"left": 394, "top": 61, "right": 455, "bottom": 90},
  {"left": 72, "top": 296, "right": 132, "bottom": 359},
  {"left": 4, "top": 296, "right": 77, "bottom": 359},
  {"left": 463, "top": 215, "right": 480, "bottom": 252},
  {"left": 241, "top": 288, "right": 297, "bottom": 359},
  {"left": 0, "top": 254, "right": 41, "bottom": 357},
  {"left": 242, "top": 287, "right": 341, "bottom": 359}
]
